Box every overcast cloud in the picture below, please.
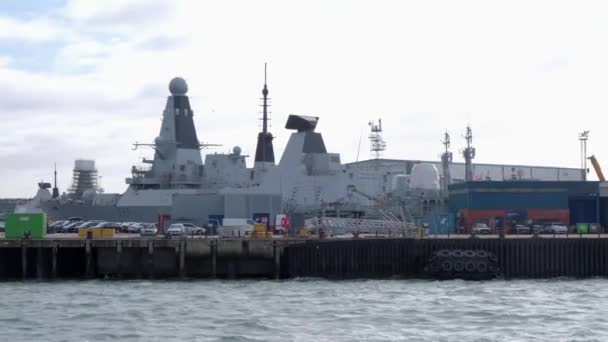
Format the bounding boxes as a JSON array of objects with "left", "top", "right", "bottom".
[{"left": 1, "top": 0, "right": 608, "bottom": 197}]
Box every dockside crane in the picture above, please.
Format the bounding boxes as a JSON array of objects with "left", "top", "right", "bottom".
[{"left": 588, "top": 155, "right": 606, "bottom": 181}]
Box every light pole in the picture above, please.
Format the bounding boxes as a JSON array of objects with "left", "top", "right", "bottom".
[{"left": 579, "top": 131, "right": 590, "bottom": 181}]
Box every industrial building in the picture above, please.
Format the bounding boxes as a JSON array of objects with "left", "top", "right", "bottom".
[{"left": 448, "top": 181, "right": 607, "bottom": 231}]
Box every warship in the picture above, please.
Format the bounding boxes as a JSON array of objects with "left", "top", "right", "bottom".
[
  {"left": 15, "top": 71, "right": 585, "bottom": 229},
  {"left": 15, "top": 73, "right": 388, "bottom": 226}
]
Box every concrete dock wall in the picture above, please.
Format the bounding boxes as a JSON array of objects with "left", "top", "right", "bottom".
[
  {"left": 286, "top": 238, "right": 608, "bottom": 279},
  {"left": 1, "top": 237, "right": 608, "bottom": 280}
]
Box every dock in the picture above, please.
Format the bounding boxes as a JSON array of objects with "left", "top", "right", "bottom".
[{"left": 2, "top": 236, "right": 608, "bottom": 280}]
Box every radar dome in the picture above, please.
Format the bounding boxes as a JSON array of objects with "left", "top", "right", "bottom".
[
  {"left": 232, "top": 146, "right": 242, "bottom": 155},
  {"left": 169, "top": 77, "right": 188, "bottom": 95},
  {"left": 410, "top": 163, "right": 440, "bottom": 191},
  {"left": 82, "top": 189, "right": 98, "bottom": 204}
]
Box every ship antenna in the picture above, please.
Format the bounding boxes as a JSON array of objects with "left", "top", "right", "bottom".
[
  {"left": 52, "top": 162, "right": 60, "bottom": 198},
  {"left": 368, "top": 118, "right": 387, "bottom": 159},
  {"left": 262, "top": 62, "right": 269, "bottom": 134},
  {"left": 440, "top": 131, "right": 453, "bottom": 194},
  {"left": 462, "top": 125, "right": 476, "bottom": 182},
  {"left": 254, "top": 63, "right": 276, "bottom": 167}
]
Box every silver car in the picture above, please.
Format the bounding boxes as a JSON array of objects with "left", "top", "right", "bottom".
[
  {"left": 548, "top": 223, "right": 568, "bottom": 234},
  {"left": 166, "top": 224, "right": 186, "bottom": 238},
  {"left": 472, "top": 223, "right": 491, "bottom": 234},
  {"left": 140, "top": 224, "right": 158, "bottom": 236}
]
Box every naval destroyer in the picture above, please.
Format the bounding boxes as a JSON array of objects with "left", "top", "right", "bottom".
[
  {"left": 16, "top": 74, "right": 391, "bottom": 226},
  {"left": 15, "top": 72, "right": 585, "bottom": 229}
]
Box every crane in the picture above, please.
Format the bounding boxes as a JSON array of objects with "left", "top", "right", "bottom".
[{"left": 588, "top": 155, "right": 606, "bottom": 181}]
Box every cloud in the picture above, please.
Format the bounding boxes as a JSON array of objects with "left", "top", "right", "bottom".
[
  {"left": 3, "top": 0, "right": 608, "bottom": 198},
  {"left": 63, "top": 0, "right": 176, "bottom": 32},
  {"left": 0, "top": 16, "right": 64, "bottom": 42},
  {"left": 0, "top": 55, "right": 12, "bottom": 67},
  {"left": 137, "top": 35, "right": 188, "bottom": 51}
]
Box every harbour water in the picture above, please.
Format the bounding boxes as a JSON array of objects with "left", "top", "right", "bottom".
[{"left": 1, "top": 279, "right": 607, "bottom": 341}]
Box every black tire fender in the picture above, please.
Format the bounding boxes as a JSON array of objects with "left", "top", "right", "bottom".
[
  {"left": 475, "top": 260, "right": 488, "bottom": 273},
  {"left": 488, "top": 253, "right": 498, "bottom": 262},
  {"left": 476, "top": 250, "right": 488, "bottom": 258},
  {"left": 454, "top": 260, "right": 465, "bottom": 272},
  {"left": 437, "top": 249, "right": 452, "bottom": 258},
  {"left": 441, "top": 260, "right": 454, "bottom": 272}
]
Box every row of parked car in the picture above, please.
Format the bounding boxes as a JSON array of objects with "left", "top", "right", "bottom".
[
  {"left": 48, "top": 218, "right": 158, "bottom": 236},
  {"left": 48, "top": 218, "right": 209, "bottom": 237},
  {"left": 470, "top": 222, "right": 600, "bottom": 235}
]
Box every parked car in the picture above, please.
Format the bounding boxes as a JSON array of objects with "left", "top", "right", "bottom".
[
  {"left": 166, "top": 224, "right": 186, "bottom": 238},
  {"left": 514, "top": 224, "right": 531, "bottom": 234},
  {"left": 543, "top": 223, "right": 568, "bottom": 234},
  {"left": 120, "top": 222, "right": 136, "bottom": 233},
  {"left": 140, "top": 223, "right": 158, "bottom": 236},
  {"left": 472, "top": 223, "right": 491, "bottom": 235},
  {"left": 168, "top": 223, "right": 205, "bottom": 236},
  {"left": 72, "top": 220, "right": 104, "bottom": 232},
  {"left": 92, "top": 222, "right": 122, "bottom": 232},
  {"left": 531, "top": 224, "right": 545, "bottom": 234},
  {"left": 48, "top": 220, "right": 68, "bottom": 233},
  {"left": 127, "top": 223, "right": 145, "bottom": 234},
  {"left": 61, "top": 221, "right": 86, "bottom": 233}
]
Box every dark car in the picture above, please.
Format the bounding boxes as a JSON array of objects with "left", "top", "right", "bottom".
[
  {"left": 92, "top": 222, "right": 122, "bottom": 232},
  {"left": 61, "top": 222, "right": 83, "bottom": 233}
]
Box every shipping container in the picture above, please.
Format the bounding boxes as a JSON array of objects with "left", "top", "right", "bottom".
[{"left": 5, "top": 213, "right": 47, "bottom": 238}]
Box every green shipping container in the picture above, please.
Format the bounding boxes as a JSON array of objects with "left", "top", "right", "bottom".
[{"left": 5, "top": 213, "right": 47, "bottom": 238}]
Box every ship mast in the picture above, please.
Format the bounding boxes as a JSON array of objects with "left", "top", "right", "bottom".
[
  {"left": 52, "top": 163, "right": 60, "bottom": 198},
  {"left": 368, "top": 118, "right": 387, "bottom": 159},
  {"left": 254, "top": 63, "right": 275, "bottom": 168},
  {"left": 262, "top": 63, "right": 269, "bottom": 135},
  {"left": 462, "top": 125, "right": 476, "bottom": 182},
  {"left": 440, "top": 131, "right": 453, "bottom": 193}
]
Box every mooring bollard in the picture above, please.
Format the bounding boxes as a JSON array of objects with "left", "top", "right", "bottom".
[
  {"left": 21, "top": 242, "right": 27, "bottom": 280},
  {"left": 273, "top": 241, "right": 280, "bottom": 279},
  {"left": 115, "top": 240, "right": 122, "bottom": 278},
  {"left": 179, "top": 239, "right": 186, "bottom": 278},
  {"left": 85, "top": 239, "right": 92, "bottom": 278},
  {"left": 52, "top": 244, "right": 58, "bottom": 279},
  {"left": 36, "top": 247, "right": 43, "bottom": 280},
  {"left": 211, "top": 240, "right": 217, "bottom": 278}
]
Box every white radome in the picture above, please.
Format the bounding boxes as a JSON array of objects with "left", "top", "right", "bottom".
[{"left": 410, "top": 163, "right": 440, "bottom": 190}]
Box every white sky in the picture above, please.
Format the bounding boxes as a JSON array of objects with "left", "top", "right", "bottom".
[{"left": 1, "top": 0, "right": 607, "bottom": 197}]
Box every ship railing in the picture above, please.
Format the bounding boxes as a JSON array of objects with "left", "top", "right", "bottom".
[{"left": 306, "top": 217, "right": 418, "bottom": 237}]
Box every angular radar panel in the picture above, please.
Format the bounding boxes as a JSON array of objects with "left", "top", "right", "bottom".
[{"left": 285, "top": 115, "right": 319, "bottom": 132}]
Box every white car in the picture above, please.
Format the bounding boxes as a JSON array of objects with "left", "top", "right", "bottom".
[
  {"left": 166, "top": 224, "right": 186, "bottom": 237},
  {"left": 472, "top": 223, "right": 492, "bottom": 234},
  {"left": 167, "top": 223, "right": 205, "bottom": 236},
  {"left": 127, "top": 223, "right": 145, "bottom": 233},
  {"left": 547, "top": 223, "right": 568, "bottom": 234},
  {"left": 140, "top": 224, "right": 158, "bottom": 236}
]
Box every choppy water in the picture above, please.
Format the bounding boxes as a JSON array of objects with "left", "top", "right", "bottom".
[{"left": 1, "top": 279, "right": 608, "bottom": 341}]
